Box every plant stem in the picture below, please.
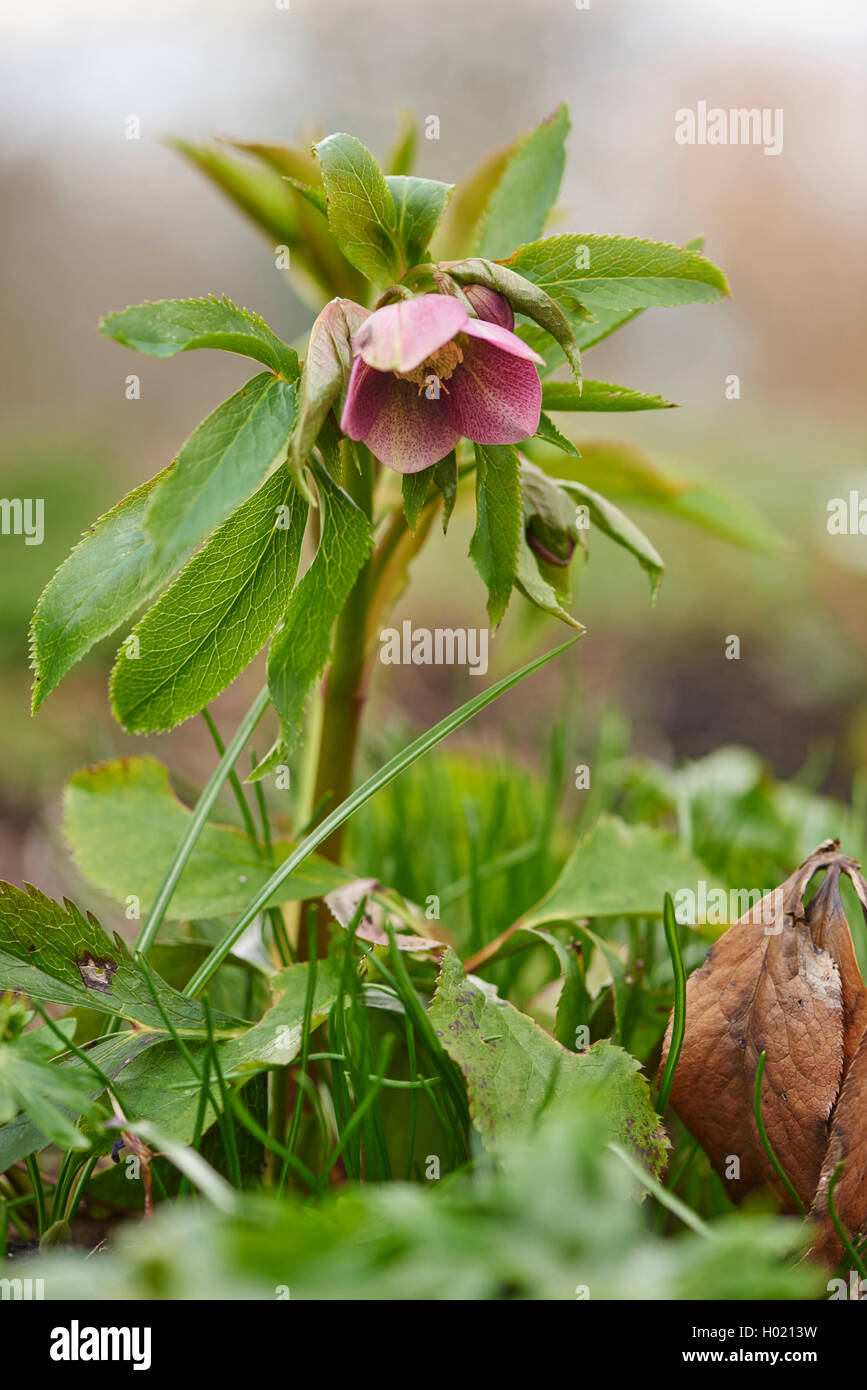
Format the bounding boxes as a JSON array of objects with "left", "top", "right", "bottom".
[{"left": 310, "top": 445, "right": 375, "bottom": 869}]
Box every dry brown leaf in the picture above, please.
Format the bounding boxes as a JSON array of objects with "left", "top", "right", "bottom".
[
  {"left": 809, "top": 1022, "right": 867, "bottom": 1265},
  {"left": 661, "top": 841, "right": 867, "bottom": 1212},
  {"left": 324, "top": 878, "right": 447, "bottom": 958}
]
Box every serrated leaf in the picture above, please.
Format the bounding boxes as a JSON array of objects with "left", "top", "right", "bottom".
[
  {"left": 313, "top": 133, "right": 401, "bottom": 286},
  {"left": 505, "top": 234, "right": 729, "bottom": 313},
  {"left": 111, "top": 466, "right": 307, "bottom": 734},
  {"left": 63, "top": 757, "right": 351, "bottom": 921},
  {"left": 386, "top": 175, "right": 453, "bottom": 267},
  {"left": 267, "top": 461, "right": 374, "bottom": 753},
  {"left": 542, "top": 380, "right": 676, "bottom": 412},
  {"left": 556, "top": 473, "right": 664, "bottom": 599},
  {"left": 144, "top": 372, "right": 296, "bottom": 568},
  {"left": 469, "top": 444, "right": 523, "bottom": 626},
  {"left": 428, "top": 948, "right": 668, "bottom": 1175},
  {"left": 445, "top": 256, "right": 583, "bottom": 384},
  {"left": 523, "top": 815, "right": 721, "bottom": 926},
  {"left": 401, "top": 467, "right": 432, "bottom": 533},
  {"left": 0, "top": 883, "right": 236, "bottom": 1032},
  {"left": 476, "top": 104, "right": 569, "bottom": 260},
  {"left": 99, "top": 296, "right": 299, "bottom": 380},
  {"left": 534, "top": 410, "right": 581, "bottom": 457},
  {"left": 432, "top": 452, "right": 458, "bottom": 533}
]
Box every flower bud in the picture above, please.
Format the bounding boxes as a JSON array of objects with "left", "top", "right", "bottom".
[{"left": 461, "top": 283, "right": 514, "bottom": 331}]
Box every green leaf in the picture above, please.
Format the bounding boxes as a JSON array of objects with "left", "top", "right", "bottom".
[
  {"left": 505, "top": 234, "right": 729, "bottom": 313},
  {"left": 543, "top": 439, "right": 786, "bottom": 552},
  {"left": 515, "top": 533, "right": 582, "bottom": 628},
  {"left": 428, "top": 948, "right": 668, "bottom": 1175},
  {"left": 385, "top": 110, "right": 417, "bottom": 177},
  {"left": 386, "top": 176, "right": 453, "bottom": 267},
  {"left": 313, "top": 133, "right": 401, "bottom": 286},
  {"left": 110, "top": 466, "right": 307, "bottom": 734},
  {"left": 522, "top": 814, "right": 721, "bottom": 926},
  {"left": 267, "top": 462, "right": 374, "bottom": 752},
  {"left": 556, "top": 474, "right": 664, "bottom": 599},
  {"left": 541, "top": 380, "right": 676, "bottom": 412},
  {"left": 99, "top": 296, "right": 299, "bottom": 380},
  {"left": 63, "top": 757, "right": 353, "bottom": 922},
  {"left": 534, "top": 411, "right": 581, "bottom": 458},
  {"left": 515, "top": 461, "right": 585, "bottom": 627},
  {"left": 476, "top": 104, "right": 569, "bottom": 260},
  {"left": 445, "top": 256, "right": 583, "bottom": 383},
  {"left": 432, "top": 453, "right": 458, "bottom": 533},
  {"left": 30, "top": 470, "right": 180, "bottom": 713},
  {"left": 469, "top": 444, "right": 523, "bottom": 627},
  {"left": 401, "top": 468, "right": 432, "bottom": 533},
  {"left": 433, "top": 138, "right": 519, "bottom": 259},
  {"left": 0, "top": 883, "right": 236, "bottom": 1032},
  {"left": 144, "top": 372, "right": 296, "bottom": 567},
  {"left": 170, "top": 139, "right": 300, "bottom": 249},
  {"left": 0, "top": 1020, "right": 103, "bottom": 1151}
]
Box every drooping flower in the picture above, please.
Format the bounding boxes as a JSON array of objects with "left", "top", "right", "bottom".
[{"left": 340, "top": 291, "right": 544, "bottom": 473}]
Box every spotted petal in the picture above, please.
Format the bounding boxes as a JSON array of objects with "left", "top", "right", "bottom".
[
  {"left": 443, "top": 336, "right": 542, "bottom": 444},
  {"left": 363, "top": 377, "right": 461, "bottom": 473}
]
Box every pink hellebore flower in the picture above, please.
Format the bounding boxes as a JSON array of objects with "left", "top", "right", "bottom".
[{"left": 340, "top": 291, "right": 544, "bottom": 474}]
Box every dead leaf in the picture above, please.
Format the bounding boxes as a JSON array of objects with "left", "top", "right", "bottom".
[
  {"left": 324, "top": 879, "right": 446, "bottom": 958},
  {"left": 809, "top": 1023, "right": 867, "bottom": 1265},
  {"left": 661, "top": 841, "right": 867, "bottom": 1211}
]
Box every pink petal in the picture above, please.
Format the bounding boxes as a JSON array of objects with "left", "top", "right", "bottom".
[
  {"left": 340, "top": 356, "right": 391, "bottom": 440},
  {"left": 353, "top": 294, "right": 467, "bottom": 374},
  {"left": 462, "top": 284, "right": 514, "bottom": 331},
  {"left": 463, "top": 316, "right": 546, "bottom": 364},
  {"left": 442, "top": 337, "right": 542, "bottom": 445},
  {"left": 362, "top": 377, "right": 461, "bottom": 473}
]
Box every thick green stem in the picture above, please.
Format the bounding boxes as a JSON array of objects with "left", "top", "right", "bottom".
[{"left": 311, "top": 446, "right": 375, "bottom": 868}]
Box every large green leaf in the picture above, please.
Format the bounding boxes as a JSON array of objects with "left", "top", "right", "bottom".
[
  {"left": 144, "top": 373, "right": 296, "bottom": 565},
  {"left": 0, "top": 883, "right": 237, "bottom": 1032},
  {"left": 428, "top": 948, "right": 668, "bottom": 1176},
  {"left": 267, "top": 462, "right": 374, "bottom": 753},
  {"left": 469, "top": 444, "right": 523, "bottom": 627},
  {"left": 99, "top": 296, "right": 299, "bottom": 380},
  {"left": 523, "top": 815, "right": 721, "bottom": 926},
  {"left": 110, "top": 466, "right": 307, "bottom": 734},
  {"left": 171, "top": 139, "right": 300, "bottom": 249},
  {"left": 541, "top": 380, "right": 675, "bottom": 412},
  {"left": 385, "top": 175, "right": 453, "bottom": 266},
  {"left": 313, "top": 133, "right": 401, "bottom": 286},
  {"left": 476, "top": 104, "right": 569, "bottom": 260},
  {"left": 505, "top": 234, "right": 729, "bottom": 313},
  {"left": 63, "top": 757, "right": 351, "bottom": 921}
]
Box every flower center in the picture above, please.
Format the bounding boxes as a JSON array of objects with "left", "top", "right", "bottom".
[{"left": 395, "top": 335, "right": 464, "bottom": 390}]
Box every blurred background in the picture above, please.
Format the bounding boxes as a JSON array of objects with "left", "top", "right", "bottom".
[{"left": 1, "top": 0, "right": 865, "bottom": 905}]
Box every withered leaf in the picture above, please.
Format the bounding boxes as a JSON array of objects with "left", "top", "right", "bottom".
[
  {"left": 324, "top": 878, "right": 447, "bottom": 958},
  {"left": 661, "top": 842, "right": 867, "bottom": 1212},
  {"left": 809, "top": 1021, "right": 867, "bottom": 1266}
]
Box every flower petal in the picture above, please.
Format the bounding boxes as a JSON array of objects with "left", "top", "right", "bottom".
[
  {"left": 362, "top": 377, "right": 461, "bottom": 473},
  {"left": 463, "top": 316, "right": 546, "bottom": 364},
  {"left": 462, "top": 284, "right": 514, "bottom": 331},
  {"left": 443, "top": 337, "right": 542, "bottom": 445},
  {"left": 340, "top": 356, "right": 392, "bottom": 440},
  {"left": 353, "top": 294, "right": 467, "bottom": 374}
]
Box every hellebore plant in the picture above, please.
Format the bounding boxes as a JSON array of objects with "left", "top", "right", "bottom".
[{"left": 6, "top": 108, "right": 797, "bottom": 1253}]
